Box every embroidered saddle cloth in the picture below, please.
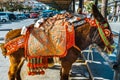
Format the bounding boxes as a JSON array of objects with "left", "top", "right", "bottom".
[{"left": 27, "top": 18, "right": 75, "bottom": 57}]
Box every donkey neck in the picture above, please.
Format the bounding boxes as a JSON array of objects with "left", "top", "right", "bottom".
[{"left": 75, "top": 23, "right": 92, "bottom": 50}]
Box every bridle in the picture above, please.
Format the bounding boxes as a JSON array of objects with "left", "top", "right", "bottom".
[{"left": 85, "top": 17, "right": 115, "bottom": 54}]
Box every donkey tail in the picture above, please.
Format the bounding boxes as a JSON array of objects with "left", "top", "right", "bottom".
[{"left": 0, "top": 43, "right": 7, "bottom": 57}]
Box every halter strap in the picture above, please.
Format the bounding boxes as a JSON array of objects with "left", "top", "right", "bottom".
[
  {"left": 95, "top": 20, "right": 110, "bottom": 46},
  {"left": 95, "top": 19, "right": 114, "bottom": 54}
]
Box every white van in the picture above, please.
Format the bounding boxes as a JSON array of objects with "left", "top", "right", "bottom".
[{"left": 0, "top": 12, "right": 9, "bottom": 23}]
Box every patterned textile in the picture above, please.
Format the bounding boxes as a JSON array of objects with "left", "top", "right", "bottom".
[
  {"left": 4, "top": 36, "right": 24, "bottom": 55},
  {"left": 25, "top": 14, "right": 75, "bottom": 75},
  {"left": 27, "top": 57, "right": 47, "bottom": 75},
  {"left": 27, "top": 20, "right": 74, "bottom": 57}
]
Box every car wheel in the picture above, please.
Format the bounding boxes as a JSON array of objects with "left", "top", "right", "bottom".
[
  {"left": 2, "top": 19, "right": 7, "bottom": 23},
  {"left": 11, "top": 18, "right": 14, "bottom": 21}
]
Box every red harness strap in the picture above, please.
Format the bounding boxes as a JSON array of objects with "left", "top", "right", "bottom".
[{"left": 4, "top": 36, "right": 24, "bottom": 55}]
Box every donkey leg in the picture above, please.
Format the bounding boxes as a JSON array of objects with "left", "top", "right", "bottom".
[
  {"left": 8, "top": 62, "right": 19, "bottom": 80},
  {"left": 60, "top": 61, "right": 72, "bottom": 80},
  {"left": 8, "top": 57, "right": 24, "bottom": 80},
  {"left": 15, "top": 49, "right": 24, "bottom": 80},
  {"left": 16, "top": 58, "right": 25, "bottom": 80},
  {"left": 60, "top": 47, "right": 79, "bottom": 80},
  {"left": 8, "top": 49, "right": 24, "bottom": 80}
]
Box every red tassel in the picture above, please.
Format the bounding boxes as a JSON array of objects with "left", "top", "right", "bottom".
[
  {"left": 28, "top": 72, "right": 31, "bottom": 75},
  {"left": 40, "top": 70, "right": 45, "bottom": 75},
  {"left": 27, "top": 57, "right": 48, "bottom": 75},
  {"left": 27, "top": 63, "right": 31, "bottom": 67},
  {"left": 28, "top": 72, "right": 35, "bottom": 75}
]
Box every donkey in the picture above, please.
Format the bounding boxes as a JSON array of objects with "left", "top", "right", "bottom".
[{"left": 0, "top": 4, "right": 114, "bottom": 80}]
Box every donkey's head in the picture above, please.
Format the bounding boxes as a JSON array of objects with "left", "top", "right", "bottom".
[{"left": 89, "top": 4, "right": 114, "bottom": 53}]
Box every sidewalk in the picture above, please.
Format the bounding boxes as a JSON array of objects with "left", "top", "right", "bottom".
[{"left": 109, "top": 22, "right": 120, "bottom": 33}]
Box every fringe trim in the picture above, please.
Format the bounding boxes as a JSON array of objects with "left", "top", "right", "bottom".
[{"left": 27, "top": 57, "right": 48, "bottom": 75}]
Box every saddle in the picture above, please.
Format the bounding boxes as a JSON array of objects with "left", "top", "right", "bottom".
[
  {"left": 26, "top": 13, "right": 86, "bottom": 58},
  {"left": 27, "top": 20, "right": 74, "bottom": 57}
]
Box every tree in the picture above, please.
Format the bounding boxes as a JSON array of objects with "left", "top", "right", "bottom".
[
  {"left": 0, "top": 0, "right": 3, "bottom": 10},
  {"left": 15, "top": 3, "right": 24, "bottom": 11},
  {"left": 101, "top": 0, "right": 108, "bottom": 18},
  {"left": 24, "top": 6, "right": 32, "bottom": 12}
]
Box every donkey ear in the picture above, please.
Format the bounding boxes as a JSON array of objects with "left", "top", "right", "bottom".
[
  {"left": 92, "top": 4, "right": 105, "bottom": 22},
  {"left": 92, "top": 4, "right": 111, "bottom": 29}
]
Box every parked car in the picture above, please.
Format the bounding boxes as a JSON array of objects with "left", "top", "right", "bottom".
[
  {"left": 15, "top": 13, "right": 26, "bottom": 20},
  {"left": 7, "top": 13, "right": 17, "bottom": 21},
  {"left": 0, "top": 12, "right": 9, "bottom": 23},
  {"left": 39, "top": 10, "right": 60, "bottom": 19},
  {"left": 30, "top": 13, "right": 39, "bottom": 18},
  {"left": 24, "top": 13, "right": 30, "bottom": 18},
  {"left": 0, "top": 16, "right": 9, "bottom": 23}
]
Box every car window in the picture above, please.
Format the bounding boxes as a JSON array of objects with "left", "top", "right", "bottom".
[{"left": 0, "top": 13, "right": 6, "bottom": 16}]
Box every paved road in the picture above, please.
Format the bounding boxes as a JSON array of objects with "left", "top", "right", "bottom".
[
  {"left": 109, "top": 22, "right": 120, "bottom": 33},
  {"left": 0, "top": 19, "right": 35, "bottom": 29},
  {"left": 0, "top": 19, "right": 119, "bottom": 80}
]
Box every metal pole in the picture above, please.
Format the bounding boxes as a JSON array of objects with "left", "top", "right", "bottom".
[
  {"left": 78, "top": 0, "right": 83, "bottom": 13},
  {"left": 113, "top": 31, "right": 120, "bottom": 80},
  {"left": 73, "top": 0, "right": 75, "bottom": 13},
  {"left": 117, "top": 31, "right": 120, "bottom": 64},
  {"left": 114, "top": 71, "right": 120, "bottom": 80}
]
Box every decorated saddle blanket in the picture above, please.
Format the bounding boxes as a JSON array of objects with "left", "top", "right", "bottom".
[
  {"left": 26, "top": 13, "right": 87, "bottom": 57},
  {"left": 3, "top": 13, "right": 85, "bottom": 57},
  {"left": 4, "top": 36, "right": 24, "bottom": 55},
  {"left": 27, "top": 17, "right": 75, "bottom": 57}
]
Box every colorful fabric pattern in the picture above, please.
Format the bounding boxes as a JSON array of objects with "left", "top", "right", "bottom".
[
  {"left": 28, "top": 20, "right": 74, "bottom": 57},
  {"left": 4, "top": 36, "right": 24, "bottom": 55}
]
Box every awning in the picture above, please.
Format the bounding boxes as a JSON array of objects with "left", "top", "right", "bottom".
[{"left": 37, "top": 0, "right": 72, "bottom": 10}]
